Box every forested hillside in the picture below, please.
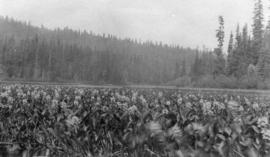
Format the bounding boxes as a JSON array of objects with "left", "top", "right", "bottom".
[
  {"left": 0, "top": 16, "right": 205, "bottom": 84},
  {"left": 0, "top": 0, "right": 269, "bottom": 89}
]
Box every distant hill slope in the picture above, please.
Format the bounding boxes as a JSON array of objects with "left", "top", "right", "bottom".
[{"left": 0, "top": 16, "right": 207, "bottom": 84}]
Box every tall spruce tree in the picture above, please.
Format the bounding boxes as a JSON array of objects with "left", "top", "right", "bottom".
[
  {"left": 216, "top": 16, "right": 225, "bottom": 51},
  {"left": 228, "top": 32, "right": 234, "bottom": 55},
  {"left": 252, "top": 0, "right": 264, "bottom": 65},
  {"left": 257, "top": 1, "right": 270, "bottom": 80},
  {"left": 231, "top": 24, "right": 243, "bottom": 78},
  {"left": 237, "top": 25, "right": 249, "bottom": 76},
  {"left": 214, "top": 16, "right": 226, "bottom": 77}
]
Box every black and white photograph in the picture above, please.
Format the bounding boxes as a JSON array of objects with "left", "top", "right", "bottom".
[{"left": 0, "top": 0, "right": 270, "bottom": 156}]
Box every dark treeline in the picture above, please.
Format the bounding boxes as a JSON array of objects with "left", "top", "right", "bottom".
[
  {"left": 0, "top": 0, "right": 269, "bottom": 88},
  {"left": 0, "top": 16, "right": 205, "bottom": 85}
]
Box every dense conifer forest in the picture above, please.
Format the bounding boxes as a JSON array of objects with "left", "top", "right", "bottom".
[
  {"left": 0, "top": 0, "right": 269, "bottom": 88},
  {"left": 0, "top": 16, "right": 204, "bottom": 84}
]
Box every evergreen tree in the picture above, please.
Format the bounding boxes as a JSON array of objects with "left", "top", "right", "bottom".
[
  {"left": 235, "top": 24, "right": 241, "bottom": 48},
  {"left": 252, "top": 0, "right": 264, "bottom": 65},
  {"left": 228, "top": 32, "right": 234, "bottom": 55},
  {"left": 256, "top": 0, "right": 270, "bottom": 80},
  {"left": 213, "top": 16, "right": 226, "bottom": 77},
  {"left": 229, "top": 24, "right": 245, "bottom": 78},
  {"left": 242, "top": 24, "right": 249, "bottom": 51},
  {"left": 216, "top": 16, "right": 225, "bottom": 52},
  {"left": 226, "top": 32, "right": 234, "bottom": 75},
  {"left": 237, "top": 25, "right": 249, "bottom": 76}
]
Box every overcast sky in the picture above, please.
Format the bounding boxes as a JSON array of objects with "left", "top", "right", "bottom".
[{"left": 0, "top": 0, "right": 269, "bottom": 50}]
